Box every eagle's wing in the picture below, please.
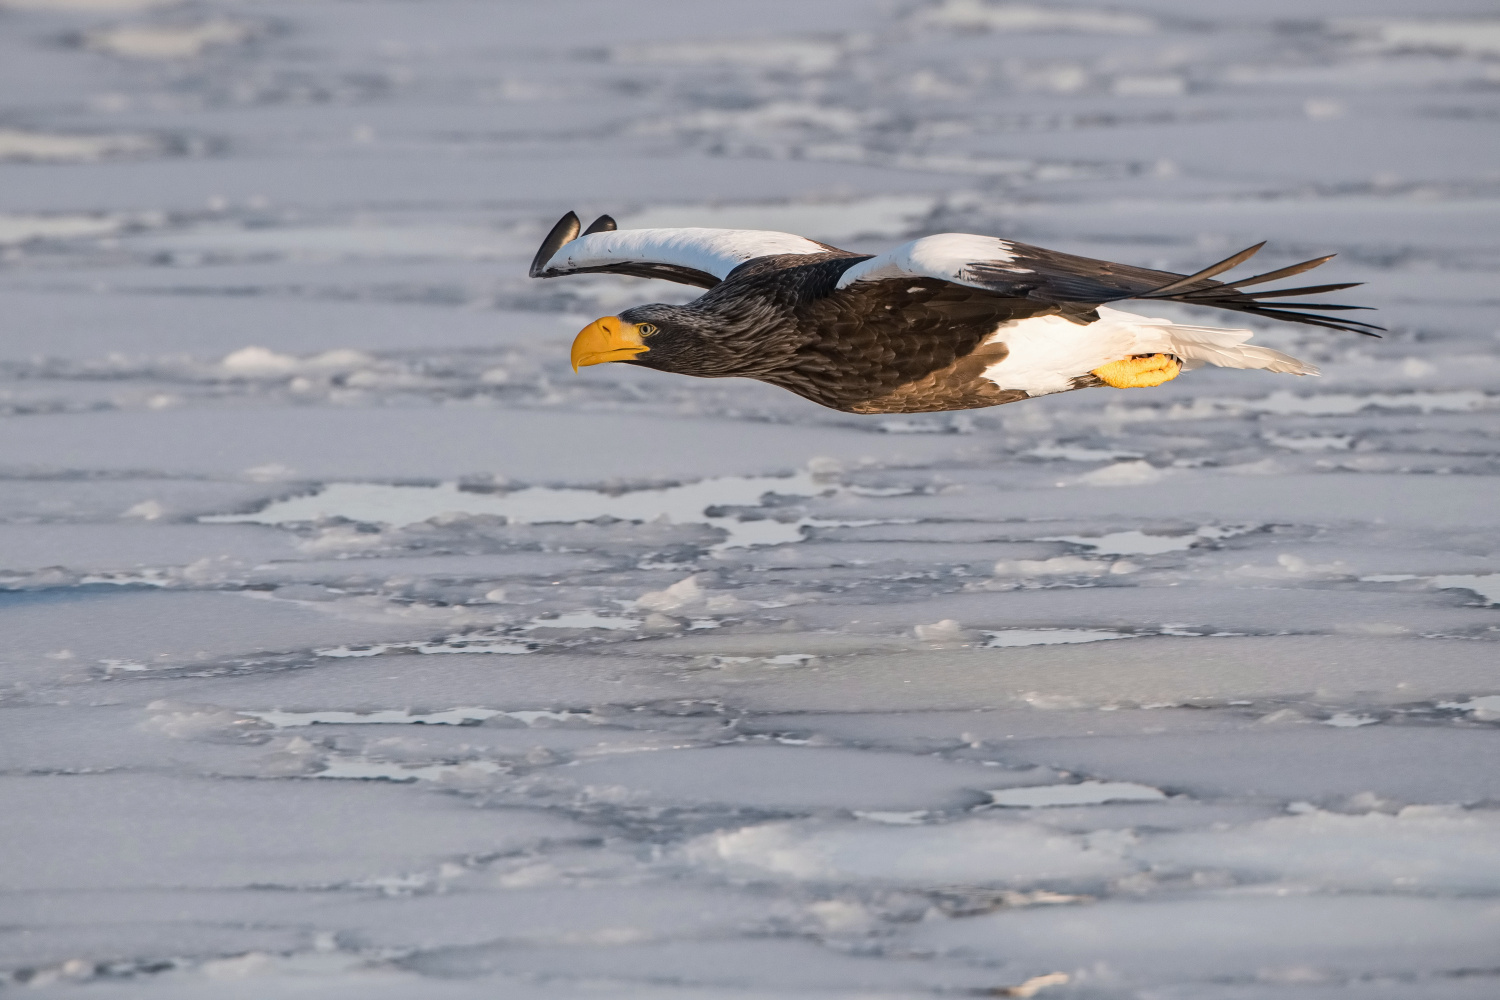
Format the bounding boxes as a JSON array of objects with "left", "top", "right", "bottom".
[
  {"left": 529, "top": 211, "right": 842, "bottom": 289},
  {"left": 835, "top": 234, "right": 1381, "bottom": 336}
]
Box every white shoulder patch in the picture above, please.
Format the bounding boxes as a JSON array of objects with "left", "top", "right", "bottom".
[
  {"left": 835, "top": 233, "right": 1031, "bottom": 289},
  {"left": 543, "top": 228, "right": 828, "bottom": 281}
]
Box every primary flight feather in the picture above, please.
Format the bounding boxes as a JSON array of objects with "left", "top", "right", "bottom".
[{"left": 530, "top": 212, "right": 1378, "bottom": 415}]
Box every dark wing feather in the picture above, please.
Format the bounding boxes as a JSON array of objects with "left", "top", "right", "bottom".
[
  {"left": 1136, "top": 242, "right": 1265, "bottom": 297},
  {"left": 1216, "top": 255, "right": 1337, "bottom": 289},
  {"left": 963, "top": 241, "right": 1381, "bottom": 336},
  {"left": 528, "top": 212, "right": 580, "bottom": 278},
  {"left": 541, "top": 261, "right": 722, "bottom": 288}
]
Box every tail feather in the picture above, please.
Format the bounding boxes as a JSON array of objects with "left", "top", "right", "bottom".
[
  {"left": 1100, "top": 306, "right": 1320, "bottom": 377},
  {"left": 1169, "top": 328, "right": 1319, "bottom": 375}
]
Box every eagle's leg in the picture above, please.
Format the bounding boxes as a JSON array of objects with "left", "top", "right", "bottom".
[{"left": 1091, "top": 353, "right": 1182, "bottom": 388}]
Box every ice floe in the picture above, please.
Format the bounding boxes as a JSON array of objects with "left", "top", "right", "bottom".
[
  {"left": 986, "top": 781, "right": 1167, "bottom": 808},
  {"left": 917, "top": 0, "right": 1155, "bottom": 35},
  {"left": 0, "top": 213, "right": 123, "bottom": 244},
  {"left": 0, "top": 129, "right": 156, "bottom": 162},
  {"left": 85, "top": 20, "right": 255, "bottom": 59},
  {"left": 1361, "top": 572, "right": 1500, "bottom": 605},
  {"left": 1439, "top": 695, "right": 1500, "bottom": 721},
  {"left": 314, "top": 757, "right": 506, "bottom": 783},
  {"left": 1430, "top": 573, "right": 1500, "bottom": 606},
  {"left": 206, "top": 472, "right": 835, "bottom": 551},
  {"left": 315, "top": 636, "right": 532, "bottom": 657},
  {"left": 1340, "top": 17, "right": 1500, "bottom": 57},
  {"left": 613, "top": 38, "right": 845, "bottom": 73},
  {"left": 1044, "top": 524, "right": 1255, "bottom": 555},
  {"left": 244, "top": 708, "right": 503, "bottom": 728},
  {"left": 688, "top": 816, "right": 1135, "bottom": 885},
  {"left": 983, "top": 629, "right": 1133, "bottom": 647}
]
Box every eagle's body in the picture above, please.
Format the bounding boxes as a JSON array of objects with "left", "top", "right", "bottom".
[{"left": 531, "top": 213, "right": 1377, "bottom": 414}]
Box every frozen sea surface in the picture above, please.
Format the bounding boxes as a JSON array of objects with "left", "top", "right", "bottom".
[{"left": 1, "top": 0, "right": 1498, "bottom": 996}]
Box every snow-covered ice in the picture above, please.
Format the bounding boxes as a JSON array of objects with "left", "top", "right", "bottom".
[{"left": 1, "top": 0, "right": 1498, "bottom": 996}]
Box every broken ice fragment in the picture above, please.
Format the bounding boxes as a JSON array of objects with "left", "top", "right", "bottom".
[
  {"left": 243, "top": 707, "right": 503, "bottom": 728},
  {"left": 523, "top": 611, "right": 643, "bottom": 630},
  {"left": 983, "top": 629, "right": 1132, "bottom": 647},
  {"left": 1323, "top": 713, "right": 1380, "bottom": 728},
  {"left": 987, "top": 781, "right": 1167, "bottom": 808}
]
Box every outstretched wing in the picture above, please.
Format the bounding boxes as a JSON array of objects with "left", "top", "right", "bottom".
[
  {"left": 836, "top": 234, "right": 1381, "bottom": 336},
  {"left": 529, "top": 211, "right": 843, "bottom": 289}
]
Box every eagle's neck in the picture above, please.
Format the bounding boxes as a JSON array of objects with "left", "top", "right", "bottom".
[{"left": 680, "top": 254, "right": 865, "bottom": 377}]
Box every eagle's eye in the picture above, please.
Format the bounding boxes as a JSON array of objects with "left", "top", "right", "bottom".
[{"left": 638, "top": 323, "right": 658, "bottom": 336}]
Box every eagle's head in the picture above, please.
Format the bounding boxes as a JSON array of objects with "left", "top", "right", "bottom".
[{"left": 571, "top": 304, "right": 747, "bottom": 377}]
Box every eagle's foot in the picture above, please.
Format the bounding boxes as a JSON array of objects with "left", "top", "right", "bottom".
[{"left": 1092, "top": 353, "right": 1181, "bottom": 388}]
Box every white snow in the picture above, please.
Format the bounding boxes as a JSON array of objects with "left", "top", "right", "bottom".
[{"left": 3, "top": 0, "right": 1497, "bottom": 995}]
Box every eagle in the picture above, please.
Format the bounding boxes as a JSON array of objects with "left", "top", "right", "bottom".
[{"left": 529, "top": 212, "right": 1378, "bottom": 414}]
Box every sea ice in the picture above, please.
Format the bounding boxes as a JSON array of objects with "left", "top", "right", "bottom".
[{"left": 2, "top": 0, "right": 1496, "bottom": 993}]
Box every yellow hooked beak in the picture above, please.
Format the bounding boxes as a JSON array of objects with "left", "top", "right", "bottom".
[{"left": 571, "top": 316, "right": 650, "bottom": 371}]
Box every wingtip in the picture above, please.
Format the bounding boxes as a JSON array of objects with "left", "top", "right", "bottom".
[
  {"left": 583, "top": 214, "right": 617, "bottom": 236},
  {"left": 528, "top": 211, "right": 581, "bottom": 278},
  {"left": 1141, "top": 242, "right": 1267, "bottom": 298}
]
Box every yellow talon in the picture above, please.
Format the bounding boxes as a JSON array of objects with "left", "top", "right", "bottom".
[{"left": 1092, "top": 353, "right": 1182, "bottom": 388}]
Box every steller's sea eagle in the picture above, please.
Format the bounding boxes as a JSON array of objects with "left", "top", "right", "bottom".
[{"left": 530, "top": 212, "right": 1378, "bottom": 414}]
